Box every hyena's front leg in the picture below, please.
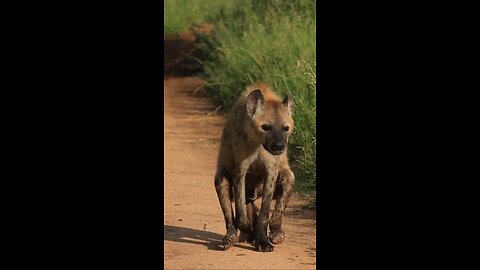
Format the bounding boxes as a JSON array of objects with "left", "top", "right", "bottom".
[
  {"left": 214, "top": 170, "right": 237, "bottom": 250},
  {"left": 254, "top": 169, "right": 278, "bottom": 252},
  {"left": 238, "top": 184, "right": 259, "bottom": 244},
  {"left": 269, "top": 168, "right": 295, "bottom": 245}
]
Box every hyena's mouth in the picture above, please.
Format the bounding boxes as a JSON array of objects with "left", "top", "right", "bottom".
[
  {"left": 263, "top": 143, "right": 285, "bottom": 156},
  {"left": 268, "top": 149, "right": 284, "bottom": 155}
]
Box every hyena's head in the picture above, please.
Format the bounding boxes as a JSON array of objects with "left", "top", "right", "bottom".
[{"left": 245, "top": 89, "right": 294, "bottom": 155}]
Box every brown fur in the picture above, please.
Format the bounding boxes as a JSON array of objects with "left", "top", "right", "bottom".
[{"left": 214, "top": 82, "right": 295, "bottom": 252}]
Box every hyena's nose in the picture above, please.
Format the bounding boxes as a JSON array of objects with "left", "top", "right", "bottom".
[{"left": 272, "top": 142, "right": 285, "bottom": 151}]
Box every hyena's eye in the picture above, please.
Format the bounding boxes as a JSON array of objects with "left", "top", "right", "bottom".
[
  {"left": 283, "top": 126, "right": 290, "bottom": 132},
  {"left": 261, "top": 124, "right": 272, "bottom": 131}
]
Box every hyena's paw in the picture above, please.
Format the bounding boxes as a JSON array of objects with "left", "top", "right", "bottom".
[
  {"left": 255, "top": 238, "right": 274, "bottom": 252},
  {"left": 238, "top": 232, "right": 255, "bottom": 246},
  {"left": 254, "top": 229, "right": 274, "bottom": 252},
  {"left": 269, "top": 230, "right": 286, "bottom": 245},
  {"left": 220, "top": 233, "right": 238, "bottom": 250}
]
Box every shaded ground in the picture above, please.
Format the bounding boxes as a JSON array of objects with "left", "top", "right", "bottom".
[
  {"left": 164, "top": 27, "right": 316, "bottom": 269},
  {"left": 164, "top": 24, "right": 213, "bottom": 78}
]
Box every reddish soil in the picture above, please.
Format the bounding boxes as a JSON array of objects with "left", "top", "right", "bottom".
[{"left": 164, "top": 28, "right": 316, "bottom": 269}]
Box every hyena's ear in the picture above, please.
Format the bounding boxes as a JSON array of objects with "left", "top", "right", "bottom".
[
  {"left": 283, "top": 95, "right": 294, "bottom": 115},
  {"left": 246, "top": 89, "right": 265, "bottom": 118}
]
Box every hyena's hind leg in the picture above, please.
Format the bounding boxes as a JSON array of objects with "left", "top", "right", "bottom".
[
  {"left": 269, "top": 168, "right": 295, "bottom": 245},
  {"left": 238, "top": 200, "right": 259, "bottom": 245},
  {"left": 214, "top": 169, "right": 237, "bottom": 249}
]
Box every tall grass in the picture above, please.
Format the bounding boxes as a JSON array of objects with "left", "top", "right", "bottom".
[
  {"left": 164, "top": 0, "right": 235, "bottom": 35},
  {"left": 197, "top": 0, "right": 316, "bottom": 196}
]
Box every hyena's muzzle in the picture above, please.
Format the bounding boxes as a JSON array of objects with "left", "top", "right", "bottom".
[{"left": 262, "top": 129, "right": 289, "bottom": 155}]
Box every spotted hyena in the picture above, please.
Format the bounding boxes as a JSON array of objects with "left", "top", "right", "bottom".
[{"left": 214, "top": 82, "right": 295, "bottom": 252}]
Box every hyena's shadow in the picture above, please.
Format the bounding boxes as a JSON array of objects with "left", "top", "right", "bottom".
[{"left": 164, "top": 225, "right": 256, "bottom": 251}]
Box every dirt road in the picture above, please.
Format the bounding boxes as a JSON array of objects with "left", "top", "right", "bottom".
[{"left": 164, "top": 30, "right": 316, "bottom": 269}]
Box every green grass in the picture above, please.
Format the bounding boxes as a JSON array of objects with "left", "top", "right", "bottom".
[
  {"left": 196, "top": 0, "right": 317, "bottom": 197},
  {"left": 164, "top": 0, "right": 235, "bottom": 35}
]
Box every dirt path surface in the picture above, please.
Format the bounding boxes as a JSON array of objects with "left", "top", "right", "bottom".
[{"left": 164, "top": 29, "right": 316, "bottom": 269}]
